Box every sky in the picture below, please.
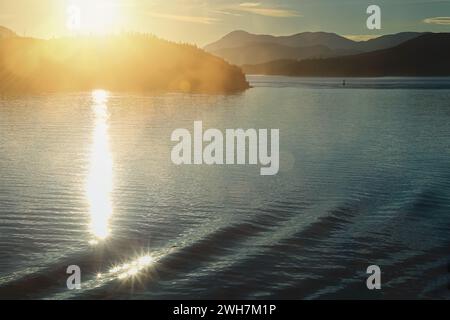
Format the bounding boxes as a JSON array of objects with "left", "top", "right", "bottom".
[{"left": 0, "top": 0, "right": 450, "bottom": 45}]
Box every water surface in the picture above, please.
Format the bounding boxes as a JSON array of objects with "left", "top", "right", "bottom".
[{"left": 0, "top": 76, "right": 449, "bottom": 299}]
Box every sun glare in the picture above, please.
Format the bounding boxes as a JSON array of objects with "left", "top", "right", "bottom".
[{"left": 67, "top": 0, "right": 121, "bottom": 34}]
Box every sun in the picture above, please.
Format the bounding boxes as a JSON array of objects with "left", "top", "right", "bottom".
[{"left": 67, "top": 0, "right": 121, "bottom": 35}]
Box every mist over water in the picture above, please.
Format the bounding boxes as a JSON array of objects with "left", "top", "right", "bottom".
[{"left": 0, "top": 76, "right": 449, "bottom": 299}]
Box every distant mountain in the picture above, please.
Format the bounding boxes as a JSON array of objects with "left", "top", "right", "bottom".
[
  {"left": 0, "top": 26, "right": 16, "bottom": 38},
  {"left": 205, "top": 30, "right": 425, "bottom": 66},
  {"left": 205, "top": 30, "right": 356, "bottom": 52},
  {"left": 242, "top": 33, "right": 450, "bottom": 77},
  {"left": 212, "top": 43, "right": 336, "bottom": 66},
  {"left": 0, "top": 34, "right": 249, "bottom": 94}
]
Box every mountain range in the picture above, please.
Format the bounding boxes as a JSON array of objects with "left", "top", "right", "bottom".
[
  {"left": 205, "top": 30, "right": 425, "bottom": 66},
  {"left": 242, "top": 33, "right": 450, "bottom": 77}
]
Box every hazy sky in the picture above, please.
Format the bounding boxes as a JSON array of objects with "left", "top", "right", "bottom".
[{"left": 1, "top": 0, "right": 450, "bottom": 45}]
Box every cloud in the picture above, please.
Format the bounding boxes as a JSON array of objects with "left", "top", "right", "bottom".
[
  {"left": 210, "top": 10, "right": 242, "bottom": 17},
  {"left": 234, "top": 2, "right": 301, "bottom": 18},
  {"left": 147, "top": 12, "right": 220, "bottom": 24},
  {"left": 423, "top": 17, "right": 450, "bottom": 25}
]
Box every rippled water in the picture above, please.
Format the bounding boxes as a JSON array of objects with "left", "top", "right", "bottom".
[{"left": 0, "top": 76, "right": 449, "bottom": 299}]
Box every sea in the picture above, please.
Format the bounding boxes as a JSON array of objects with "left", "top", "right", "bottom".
[{"left": 0, "top": 76, "right": 449, "bottom": 299}]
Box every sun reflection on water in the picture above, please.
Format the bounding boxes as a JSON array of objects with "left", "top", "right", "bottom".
[
  {"left": 108, "top": 255, "right": 155, "bottom": 280},
  {"left": 86, "top": 89, "right": 114, "bottom": 242}
]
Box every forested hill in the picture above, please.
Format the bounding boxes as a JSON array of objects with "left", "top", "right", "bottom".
[{"left": 0, "top": 33, "right": 249, "bottom": 94}]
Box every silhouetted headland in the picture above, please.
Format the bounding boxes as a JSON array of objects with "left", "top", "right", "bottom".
[{"left": 0, "top": 33, "right": 250, "bottom": 94}]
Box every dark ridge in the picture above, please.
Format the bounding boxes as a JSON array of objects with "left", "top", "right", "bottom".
[{"left": 243, "top": 33, "right": 450, "bottom": 77}]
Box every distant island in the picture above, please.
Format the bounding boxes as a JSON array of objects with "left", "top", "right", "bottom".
[
  {"left": 0, "top": 28, "right": 249, "bottom": 94},
  {"left": 242, "top": 33, "right": 450, "bottom": 77}
]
